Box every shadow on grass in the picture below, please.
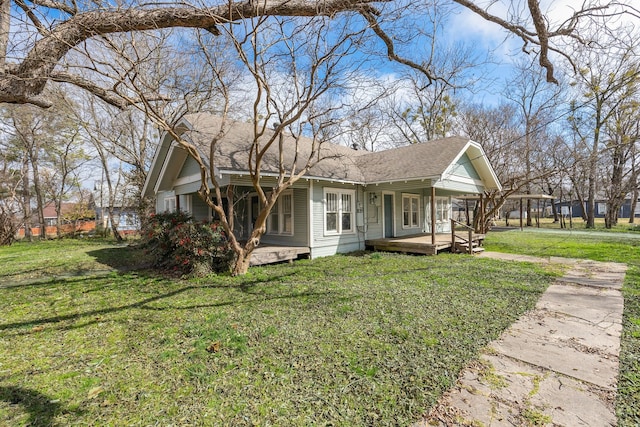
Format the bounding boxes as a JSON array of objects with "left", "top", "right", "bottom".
[
  {"left": 0, "top": 386, "right": 65, "bottom": 427},
  {"left": 0, "top": 271, "right": 330, "bottom": 332},
  {"left": 87, "top": 246, "right": 152, "bottom": 271}
]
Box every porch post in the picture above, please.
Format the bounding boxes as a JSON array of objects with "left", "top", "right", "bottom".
[
  {"left": 519, "top": 197, "right": 523, "bottom": 231},
  {"left": 431, "top": 186, "right": 436, "bottom": 245},
  {"left": 479, "top": 195, "right": 485, "bottom": 234}
]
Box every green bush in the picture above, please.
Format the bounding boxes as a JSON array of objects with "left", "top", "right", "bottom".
[{"left": 141, "top": 211, "right": 234, "bottom": 275}]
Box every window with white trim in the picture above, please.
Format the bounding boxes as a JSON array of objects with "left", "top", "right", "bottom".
[
  {"left": 268, "top": 190, "right": 294, "bottom": 235},
  {"left": 402, "top": 194, "right": 420, "bottom": 228},
  {"left": 164, "top": 196, "right": 176, "bottom": 213},
  {"left": 324, "top": 188, "right": 355, "bottom": 234},
  {"left": 597, "top": 202, "right": 607, "bottom": 215},
  {"left": 180, "top": 195, "right": 192, "bottom": 215}
]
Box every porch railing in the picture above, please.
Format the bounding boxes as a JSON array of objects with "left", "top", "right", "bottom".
[{"left": 450, "top": 219, "right": 476, "bottom": 255}]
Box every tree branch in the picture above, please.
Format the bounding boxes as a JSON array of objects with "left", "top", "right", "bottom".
[
  {"left": 1, "top": 0, "right": 382, "bottom": 107},
  {"left": 359, "top": 7, "right": 442, "bottom": 86},
  {"left": 526, "top": 0, "right": 557, "bottom": 84}
]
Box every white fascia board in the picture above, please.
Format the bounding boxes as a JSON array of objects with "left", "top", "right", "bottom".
[
  {"left": 153, "top": 144, "right": 177, "bottom": 194},
  {"left": 364, "top": 175, "right": 441, "bottom": 186},
  {"left": 216, "top": 170, "right": 364, "bottom": 186},
  {"left": 449, "top": 140, "right": 502, "bottom": 191}
]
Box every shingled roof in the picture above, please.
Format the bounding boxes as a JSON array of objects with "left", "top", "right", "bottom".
[
  {"left": 177, "top": 113, "right": 495, "bottom": 187},
  {"left": 355, "top": 137, "right": 471, "bottom": 183},
  {"left": 183, "top": 113, "right": 366, "bottom": 183}
]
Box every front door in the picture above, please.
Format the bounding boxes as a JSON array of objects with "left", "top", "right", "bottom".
[
  {"left": 435, "top": 196, "right": 451, "bottom": 233},
  {"left": 383, "top": 194, "right": 394, "bottom": 238}
]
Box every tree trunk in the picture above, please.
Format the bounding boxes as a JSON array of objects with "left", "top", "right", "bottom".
[
  {"left": 108, "top": 205, "right": 123, "bottom": 242},
  {"left": 30, "top": 153, "right": 46, "bottom": 239},
  {"left": 55, "top": 199, "right": 63, "bottom": 237},
  {"left": 630, "top": 187, "right": 638, "bottom": 224},
  {"left": 21, "top": 157, "right": 33, "bottom": 241},
  {"left": 0, "top": 0, "right": 9, "bottom": 73},
  {"left": 232, "top": 249, "right": 251, "bottom": 276},
  {"left": 586, "top": 107, "right": 603, "bottom": 229}
]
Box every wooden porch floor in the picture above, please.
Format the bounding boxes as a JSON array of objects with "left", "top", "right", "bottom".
[
  {"left": 250, "top": 245, "right": 311, "bottom": 266},
  {"left": 365, "top": 234, "right": 455, "bottom": 256}
]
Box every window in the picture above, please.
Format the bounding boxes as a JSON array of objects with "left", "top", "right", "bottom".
[
  {"left": 268, "top": 190, "right": 294, "bottom": 235},
  {"left": 164, "top": 196, "right": 176, "bottom": 213},
  {"left": 597, "top": 203, "right": 607, "bottom": 215},
  {"left": 180, "top": 195, "right": 192, "bottom": 215},
  {"left": 436, "top": 197, "right": 450, "bottom": 223},
  {"left": 324, "top": 189, "right": 355, "bottom": 234},
  {"left": 402, "top": 194, "right": 420, "bottom": 228}
]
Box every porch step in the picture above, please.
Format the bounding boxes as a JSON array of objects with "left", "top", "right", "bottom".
[{"left": 454, "top": 241, "right": 485, "bottom": 255}]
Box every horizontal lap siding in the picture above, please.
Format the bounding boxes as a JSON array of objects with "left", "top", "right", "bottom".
[
  {"left": 191, "top": 196, "right": 210, "bottom": 221},
  {"left": 365, "top": 190, "right": 383, "bottom": 239},
  {"left": 434, "top": 180, "right": 484, "bottom": 193},
  {"left": 310, "top": 182, "right": 365, "bottom": 259},
  {"left": 178, "top": 156, "right": 201, "bottom": 178},
  {"left": 156, "top": 190, "right": 173, "bottom": 213},
  {"left": 261, "top": 188, "right": 309, "bottom": 247}
]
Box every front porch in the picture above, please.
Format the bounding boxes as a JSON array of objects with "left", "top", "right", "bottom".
[
  {"left": 365, "top": 234, "right": 452, "bottom": 256},
  {"left": 365, "top": 229, "right": 485, "bottom": 256}
]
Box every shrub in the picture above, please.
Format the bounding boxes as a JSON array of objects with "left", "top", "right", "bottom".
[{"left": 141, "top": 212, "right": 234, "bottom": 275}]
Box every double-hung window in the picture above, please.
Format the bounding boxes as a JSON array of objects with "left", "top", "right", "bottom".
[
  {"left": 402, "top": 194, "right": 420, "bottom": 228},
  {"left": 164, "top": 196, "right": 176, "bottom": 213},
  {"left": 268, "top": 190, "right": 294, "bottom": 235},
  {"left": 324, "top": 189, "right": 355, "bottom": 234}
]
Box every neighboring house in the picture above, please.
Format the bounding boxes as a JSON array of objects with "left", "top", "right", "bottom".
[
  {"left": 17, "top": 202, "right": 95, "bottom": 238},
  {"left": 555, "top": 199, "right": 640, "bottom": 219},
  {"left": 142, "top": 114, "right": 501, "bottom": 260},
  {"left": 94, "top": 200, "right": 141, "bottom": 235},
  {"left": 93, "top": 182, "right": 141, "bottom": 235}
]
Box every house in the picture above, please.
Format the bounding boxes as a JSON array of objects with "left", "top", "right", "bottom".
[
  {"left": 555, "top": 198, "right": 640, "bottom": 219},
  {"left": 93, "top": 182, "right": 141, "bottom": 236},
  {"left": 142, "top": 113, "right": 501, "bottom": 262},
  {"left": 17, "top": 202, "right": 95, "bottom": 238}
]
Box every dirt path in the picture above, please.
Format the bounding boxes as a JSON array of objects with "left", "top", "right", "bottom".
[{"left": 416, "top": 252, "right": 627, "bottom": 426}]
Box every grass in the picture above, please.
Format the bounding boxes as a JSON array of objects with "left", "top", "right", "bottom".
[
  {"left": 485, "top": 229, "right": 640, "bottom": 426},
  {"left": 497, "top": 216, "right": 640, "bottom": 233},
  {"left": 0, "top": 240, "right": 556, "bottom": 426}
]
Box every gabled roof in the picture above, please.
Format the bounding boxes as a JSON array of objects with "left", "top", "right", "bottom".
[
  {"left": 144, "top": 113, "right": 501, "bottom": 194},
  {"left": 355, "top": 136, "right": 471, "bottom": 183}
]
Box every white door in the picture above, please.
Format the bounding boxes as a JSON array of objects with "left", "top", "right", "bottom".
[
  {"left": 426, "top": 196, "right": 451, "bottom": 233},
  {"left": 435, "top": 197, "right": 451, "bottom": 233}
]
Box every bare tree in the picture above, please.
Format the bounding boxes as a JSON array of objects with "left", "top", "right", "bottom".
[
  {"left": 457, "top": 100, "right": 569, "bottom": 232},
  {"left": 0, "top": 131, "right": 21, "bottom": 244},
  {"left": 503, "top": 58, "right": 564, "bottom": 225},
  {"left": 119, "top": 14, "right": 376, "bottom": 274},
  {"left": 601, "top": 89, "right": 640, "bottom": 227},
  {"left": 568, "top": 38, "right": 640, "bottom": 228},
  {"left": 387, "top": 1, "right": 485, "bottom": 144}
]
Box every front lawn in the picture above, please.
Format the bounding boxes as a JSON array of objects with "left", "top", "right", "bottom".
[
  {"left": 0, "top": 240, "right": 555, "bottom": 426},
  {"left": 485, "top": 229, "right": 640, "bottom": 426}
]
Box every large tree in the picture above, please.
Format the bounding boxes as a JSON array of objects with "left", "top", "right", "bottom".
[
  {"left": 155, "top": 14, "right": 376, "bottom": 275},
  {"left": 0, "top": 0, "right": 636, "bottom": 108}
]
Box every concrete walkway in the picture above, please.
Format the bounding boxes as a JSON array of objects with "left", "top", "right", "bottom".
[{"left": 417, "top": 252, "right": 627, "bottom": 427}]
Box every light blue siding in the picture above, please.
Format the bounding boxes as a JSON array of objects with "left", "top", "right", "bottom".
[
  {"left": 178, "top": 156, "right": 201, "bottom": 178},
  {"left": 451, "top": 153, "right": 481, "bottom": 180},
  {"left": 191, "top": 195, "right": 210, "bottom": 221},
  {"left": 261, "top": 187, "right": 309, "bottom": 247},
  {"left": 309, "top": 182, "right": 366, "bottom": 258}
]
